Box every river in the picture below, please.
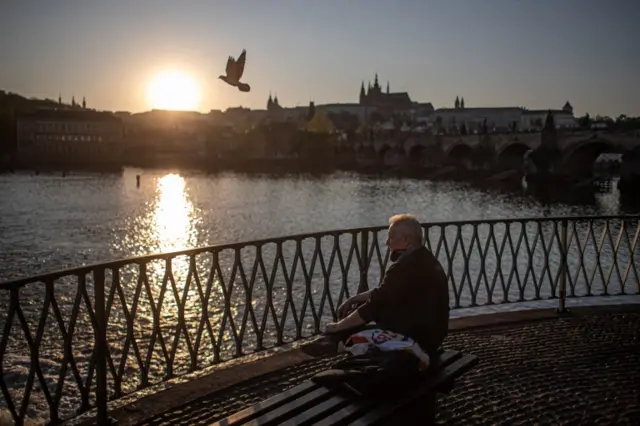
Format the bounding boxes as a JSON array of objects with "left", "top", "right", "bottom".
[{"left": 0, "top": 168, "right": 634, "bottom": 282}]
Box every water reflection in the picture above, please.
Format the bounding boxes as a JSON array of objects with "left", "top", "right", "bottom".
[{"left": 154, "top": 173, "right": 197, "bottom": 253}]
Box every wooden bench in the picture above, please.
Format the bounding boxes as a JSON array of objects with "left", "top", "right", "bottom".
[{"left": 210, "top": 349, "right": 478, "bottom": 426}]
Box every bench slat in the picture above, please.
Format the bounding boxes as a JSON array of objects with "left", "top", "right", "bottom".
[
  {"left": 212, "top": 349, "right": 475, "bottom": 426},
  {"left": 347, "top": 354, "right": 479, "bottom": 425},
  {"left": 278, "top": 394, "right": 352, "bottom": 426},
  {"left": 242, "top": 387, "right": 334, "bottom": 426},
  {"left": 210, "top": 381, "right": 318, "bottom": 426},
  {"left": 308, "top": 350, "right": 463, "bottom": 426}
]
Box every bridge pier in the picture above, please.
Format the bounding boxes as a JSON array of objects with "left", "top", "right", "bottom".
[{"left": 618, "top": 147, "right": 640, "bottom": 195}]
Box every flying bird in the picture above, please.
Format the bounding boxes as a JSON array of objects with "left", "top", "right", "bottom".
[{"left": 219, "top": 49, "right": 250, "bottom": 92}]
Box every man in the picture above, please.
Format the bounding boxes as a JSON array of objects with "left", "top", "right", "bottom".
[{"left": 324, "top": 213, "right": 450, "bottom": 359}]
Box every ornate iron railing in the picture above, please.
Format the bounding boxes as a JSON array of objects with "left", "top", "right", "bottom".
[{"left": 0, "top": 215, "right": 639, "bottom": 425}]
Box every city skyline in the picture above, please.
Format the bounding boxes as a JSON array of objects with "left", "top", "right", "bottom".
[{"left": 1, "top": 0, "right": 638, "bottom": 116}]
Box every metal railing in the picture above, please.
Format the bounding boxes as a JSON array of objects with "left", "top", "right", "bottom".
[{"left": 0, "top": 215, "right": 639, "bottom": 425}]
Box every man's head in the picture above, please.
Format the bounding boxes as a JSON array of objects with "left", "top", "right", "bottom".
[{"left": 386, "top": 214, "right": 424, "bottom": 254}]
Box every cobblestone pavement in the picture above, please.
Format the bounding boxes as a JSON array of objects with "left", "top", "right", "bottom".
[{"left": 136, "top": 310, "right": 640, "bottom": 425}]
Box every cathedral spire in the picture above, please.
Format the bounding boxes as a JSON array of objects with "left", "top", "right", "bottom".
[
  {"left": 71, "top": 96, "right": 76, "bottom": 107},
  {"left": 58, "top": 93, "right": 62, "bottom": 105},
  {"left": 360, "top": 81, "right": 366, "bottom": 103},
  {"left": 267, "top": 92, "right": 273, "bottom": 110},
  {"left": 455, "top": 96, "right": 460, "bottom": 109},
  {"left": 386, "top": 81, "right": 389, "bottom": 94},
  {"left": 374, "top": 73, "right": 379, "bottom": 89},
  {"left": 82, "top": 96, "right": 86, "bottom": 109},
  {"left": 460, "top": 97, "right": 465, "bottom": 109}
]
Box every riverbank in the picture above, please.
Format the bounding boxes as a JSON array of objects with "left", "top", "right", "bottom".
[
  {"left": 2, "top": 158, "right": 632, "bottom": 196},
  {"left": 65, "top": 303, "right": 640, "bottom": 426}
]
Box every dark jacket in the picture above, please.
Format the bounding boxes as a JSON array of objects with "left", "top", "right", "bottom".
[{"left": 357, "top": 246, "right": 450, "bottom": 357}]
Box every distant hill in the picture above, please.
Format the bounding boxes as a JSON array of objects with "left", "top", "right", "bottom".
[{"left": 0, "top": 90, "right": 69, "bottom": 115}]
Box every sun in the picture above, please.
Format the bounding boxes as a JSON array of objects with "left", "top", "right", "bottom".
[{"left": 146, "top": 70, "right": 201, "bottom": 111}]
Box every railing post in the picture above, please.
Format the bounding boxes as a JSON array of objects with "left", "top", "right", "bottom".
[
  {"left": 557, "top": 219, "right": 569, "bottom": 313},
  {"left": 358, "top": 231, "right": 369, "bottom": 293},
  {"left": 93, "top": 267, "right": 115, "bottom": 425}
]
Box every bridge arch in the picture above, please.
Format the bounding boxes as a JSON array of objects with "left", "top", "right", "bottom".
[
  {"left": 408, "top": 144, "right": 428, "bottom": 166},
  {"left": 379, "top": 144, "right": 405, "bottom": 167},
  {"left": 378, "top": 144, "right": 392, "bottom": 157},
  {"left": 446, "top": 144, "right": 474, "bottom": 169},
  {"left": 496, "top": 142, "right": 531, "bottom": 170},
  {"left": 562, "top": 139, "right": 616, "bottom": 177}
]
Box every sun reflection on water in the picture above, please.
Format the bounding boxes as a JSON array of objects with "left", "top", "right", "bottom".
[
  {"left": 115, "top": 173, "right": 201, "bottom": 287},
  {"left": 154, "top": 173, "right": 196, "bottom": 253}
]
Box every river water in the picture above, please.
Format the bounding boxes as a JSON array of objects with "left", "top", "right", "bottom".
[
  {"left": 0, "top": 168, "right": 638, "bottom": 423},
  {"left": 1, "top": 168, "right": 634, "bottom": 281}
]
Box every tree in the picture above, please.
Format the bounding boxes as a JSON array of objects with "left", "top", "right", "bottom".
[
  {"left": 435, "top": 116, "right": 443, "bottom": 132},
  {"left": 0, "top": 113, "right": 16, "bottom": 154},
  {"left": 577, "top": 113, "right": 592, "bottom": 129},
  {"left": 307, "top": 102, "right": 316, "bottom": 121}
]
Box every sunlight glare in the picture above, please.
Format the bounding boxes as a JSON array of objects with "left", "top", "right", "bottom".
[
  {"left": 154, "top": 173, "right": 196, "bottom": 252},
  {"left": 146, "top": 70, "right": 201, "bottom": 111}
]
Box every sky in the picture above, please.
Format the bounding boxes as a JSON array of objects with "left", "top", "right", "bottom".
[{"left": 1, "top": 0, "right": 638, "bottom": 117}]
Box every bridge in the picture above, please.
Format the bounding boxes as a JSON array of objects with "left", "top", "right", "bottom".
[
  {"left": 1, "top": 215, "right": 639, "bottom": 425},
  {"left": 340, "top": 131, "right": 640, "bottom": 177}
]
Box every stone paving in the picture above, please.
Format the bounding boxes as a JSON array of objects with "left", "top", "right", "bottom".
[{"left": 134, "top": 306, "right": 640, "bottom": 425}]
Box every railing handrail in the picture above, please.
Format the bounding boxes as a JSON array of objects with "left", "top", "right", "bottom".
[{"left": 2, "top": 213, "right": 639, "bottom": 289}]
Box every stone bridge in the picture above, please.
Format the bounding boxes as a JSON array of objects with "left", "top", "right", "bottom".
[{"left": 342, "top": 131, "right": 640, "bottom": 175}]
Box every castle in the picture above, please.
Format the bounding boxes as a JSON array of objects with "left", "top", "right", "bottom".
[
  {"left": 359, "top": 74, "right": 413, "bottom": 109},
  {"left": 266, "top": 93, "right": 283, "bottom": 112}
]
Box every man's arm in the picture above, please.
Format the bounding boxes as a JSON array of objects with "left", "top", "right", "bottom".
[
  {"left": 351, "top": 288, "right": 373, "bottom": 303},
  {"left": 326, "top": 264, "right": 404, "bottom": 334},
  {"left": 357, "top": 263, "right": 404, "bottom": 324},
  {"left": 325, "top": 308, "right": 366, "bottom": 334}
]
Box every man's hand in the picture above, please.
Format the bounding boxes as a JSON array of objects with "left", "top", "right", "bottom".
[
  {"left": 324, "top": 322, "right": 342, "bottom": 334},
  {"left": 337, "top": 298, "right": 354, "bottom": 319}
]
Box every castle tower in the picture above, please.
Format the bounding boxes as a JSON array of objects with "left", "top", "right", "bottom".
[
  {"left": 460, "top": 97, "right": 465, "bottom": 109},
  {"left": 455, "top": 96, "right": 460, "bottom": 109},
  {"left": 359, "top": 81, "right": 366, "bottom": 104},
  {"left": 386, "top": 81, "right": 389, "bottom": 94},
  {"left": 562, "top": 101, "right": 573, "bottom": 114},
  {"left": 82, "top": 97, "right": 86, "bottom": 109},
  {"left": 274, "top": 94, "right": 279, "bottom": 107},
  {"left": 374, "top": 73, "right": 380, "bottom": 91},
  {"left": 267, "top": 93, "right": 273, "bottom": 110}
]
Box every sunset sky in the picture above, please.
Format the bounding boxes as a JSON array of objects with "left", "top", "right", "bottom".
[{"left": 1, "top": 0, "right": 638, "bottom": 116}]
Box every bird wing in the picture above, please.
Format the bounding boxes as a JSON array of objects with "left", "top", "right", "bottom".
[
  {"left": 235, "top": 49, "right": 247, "bottom": 80},
  {"left": 225, "top": 56, "right": 236, "bottom": 79}
]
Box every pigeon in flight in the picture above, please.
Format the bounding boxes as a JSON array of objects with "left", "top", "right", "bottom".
[{"left": 219, "top": 49, "right": 250, "bottom": 92}]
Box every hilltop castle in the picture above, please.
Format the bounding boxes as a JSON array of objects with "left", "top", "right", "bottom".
[{"left": 359, "top": 74, "right": 413, "bottom": 109}]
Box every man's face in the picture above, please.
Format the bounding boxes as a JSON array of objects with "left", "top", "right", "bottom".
[{"left": 386, "top": 224, "right": 410, "bottom": 252}]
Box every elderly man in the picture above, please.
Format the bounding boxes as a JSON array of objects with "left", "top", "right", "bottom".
[{"left": 324, "top": 213, "right": 450, "bottom": 359}]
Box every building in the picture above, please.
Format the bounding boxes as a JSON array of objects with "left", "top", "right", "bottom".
[
  {"left": 359, "top": 74, "right": 413, "bottom": 110},
  {"left": 430, "top": 97, "right": 578, "bottom": 132},
  {"left": 520, "top": 102, "right": 578, "bottom": 130},
  {"left": 358, "top": 74, "right": 434, "bottom": 119},
  {"left": 16, "top": 109, "right": 124, "bottom": 163}
]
